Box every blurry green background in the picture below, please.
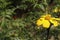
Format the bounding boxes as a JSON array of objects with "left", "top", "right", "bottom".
[{"left": 0, "top": 0, "right": 60, "bottom": 40}]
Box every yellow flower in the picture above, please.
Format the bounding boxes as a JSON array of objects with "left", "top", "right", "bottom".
[{"left": 36, "top": 14, "right": 60, "bottom": 28}]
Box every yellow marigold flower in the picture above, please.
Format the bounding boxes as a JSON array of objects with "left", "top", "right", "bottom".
[{"left": 36, "top": 14, "right": 60, "bottom": 29}]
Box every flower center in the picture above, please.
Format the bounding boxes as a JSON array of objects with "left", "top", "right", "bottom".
[{"left": 45, "top": 15, "right": 51, "bottom": 20}]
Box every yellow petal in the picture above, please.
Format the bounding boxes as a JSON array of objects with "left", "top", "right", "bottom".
[
  {"left": 54, "top": 21, "right": 59, "bottom": 27},
  {"left": 50, "top": 20, "right": 59, "bottom": 27},
  {"left": 55, "top": 18, "right": 60, "bottom": 20},
  {"left": 39, "top": 18, "right": 44, "bottom": 20},
  {"left": 42, "top": 20, "right": 50, "bottom": 28},
  {"left": 52, "top": 18, "right": 60, "bottom": 20},
  {"left": 36, "top": 19, "right": 43, "bottom": 26}
]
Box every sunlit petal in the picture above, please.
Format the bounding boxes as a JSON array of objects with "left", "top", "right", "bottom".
[
  {"left": 39, "top": 18, "right": 44, "bottom": 20},
  {"left": 55, "top": 18, "right": 60, "bottom": 20},
  {"left": 36, "top": 19, "right": 43, "bottom": 26},
  {"left": 42, "top": 20, "right": 50, "bottom": 28},
  {"left": 50, "top": 20, "right": 59, "bottom": 27},
  {"left": 51, "top": 18, "right": 60, "bottom": 20}
]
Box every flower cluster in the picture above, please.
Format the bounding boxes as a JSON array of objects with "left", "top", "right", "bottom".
[{"left": 36, "top": 14, "right": 60, "bottom": 28}]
